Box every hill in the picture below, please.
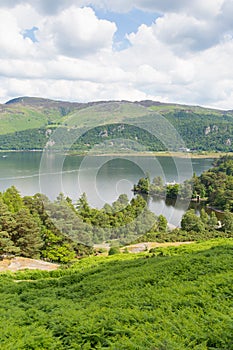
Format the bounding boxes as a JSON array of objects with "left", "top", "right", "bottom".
[
  {"left": 0, "top": 238, "right": 232, "bottom": 349},
  {"left": 0, "top": 97, "right": 233, "bottom": 152}
]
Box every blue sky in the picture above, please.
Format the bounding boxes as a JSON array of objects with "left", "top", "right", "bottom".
[
  {"left": 0, "top": 0, "right": 233, "bottom": 109},
  {"left": 23, "top": 26, "right": 38, "bottom": 42},
  {"left": 93, "top": 8, "right": 159, "bottom": 50}
]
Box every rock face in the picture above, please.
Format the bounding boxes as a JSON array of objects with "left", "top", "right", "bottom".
[{"left": 0, "top": 257, "right": 59, "bottom": 272}]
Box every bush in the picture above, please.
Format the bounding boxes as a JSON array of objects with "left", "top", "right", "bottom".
[{"left": 108, "top": 247, "right": 121, "bottom": 255}]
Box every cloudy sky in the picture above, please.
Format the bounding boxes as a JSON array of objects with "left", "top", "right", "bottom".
[{"left": 0, "top": 0, "right": 233, "bottom": 109}]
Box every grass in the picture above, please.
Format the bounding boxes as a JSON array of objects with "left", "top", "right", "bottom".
[
  {"left": 0, "top": 238, "right": 233, "bottom": 349},
  {"left": 148, "top": 103, "right": 227, "bottom": 116},
  {"left": 63, "top": 102, "right": 153, "bottom": 128}
]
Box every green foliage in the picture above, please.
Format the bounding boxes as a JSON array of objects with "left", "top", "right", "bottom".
[
  {"left": 2, "top": 186, "right": 23, "bottom": 213},
  {"left": 13, "top": 208, "right": 43, "bottom": 258},
  {"left": 75, "top": 193, "right": 158, "bottom": 243},
  {"left": 157, "top": 214, "right": 168, "bottom": 232},
  {"left": 208, "top": 211, "right": 219, "bottom": 231},
  {"left": 133, "top": 176, "right": 150, "bottom": 194},
  {"left": 0, "top": 239, "right": 233, "bottom": 349},
  {"left": 165, "top": 110, "right": 233, "bottom": 151},
  {"left": 135, "top": 176, "right": 193, "bottom": 200},
  {"left": 0, "top": 186, "right": 167, "bottom": 261},
  {"left": 222, "top": 210, "right": 233, "bottom": 233},
  {"left": 134, "top": 156, "right": 233, "bottom": 212},
  {"left": 108, "top": 246, "right": 121, "bottom": 255},
  {"left": 166, "top": 183, "right": 180, "bottom": 199},
  {"left": 181, "top": 209, "right": 206, "bottom": 233},
  {"left": 195, "top": 156, "right": 233, "bottom": 211},
  {"left": 0, "top": 188, "right": 92, "bottom": 261}
]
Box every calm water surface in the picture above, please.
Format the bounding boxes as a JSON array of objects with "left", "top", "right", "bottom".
[{"left": 0, "top": 152, "right": 214, "bottom": 226}]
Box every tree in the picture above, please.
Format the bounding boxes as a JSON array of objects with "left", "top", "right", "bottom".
[
  {"left": 152, "top": 176, "right": 163, "bottom": 188},
  {"left": 157, "top": 215, "right": 168, "bottom": 232},
  {"left": 181, "top": 209, "right": 205, "bottom": 233},
  {"left": 2, "top": 186, "right": 23, "bottom": 213},
  {"left": 0, "top": 231, "right": 20, "bottom": 255},
  {"left": 221, "top": 210, "right": 233, "bottom": 233},
  {"left": 208, "top": 212, "right": 218, "bottom": 231},
  {"left": 13, "top": 208, "right": 43, "bottom": 258},
  {"left": 0, "top": 200, "right": 16, "bottom": 233},
  {"left": 133, "top": 177, "right": 150, "bottom": 194},
  {"left": 200, "top": 208, "right": 209, "bottom": 225},
  {"left": 76, "top": 193, "right": 91, "bottom": 217},
  {"left": 166, "top": 184, "right": 179, "bottom": 199},
  {"left": 179, "top": 180, "right": 193, "bottom": 199},
  {"left": 112, "top": 194, "right": 129, "bottom": 212},
  {"left": 150, "top": 176, "right": 165, "bottom": 195},
  {"left": 192, "top": 173, "right": 206, "bottom": 198}
]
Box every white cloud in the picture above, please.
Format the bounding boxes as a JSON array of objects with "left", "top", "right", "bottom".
[
  {"left": 154, "top": 13, "right": 219, "bottom": 53},
  {"left": 0, "top": 9, "right": 36, "bottom": 58},
  {"left": 0, "top": 1, "right": 233, "bottom": 109},
  {"left": 37, "top": 7, "right": 116, "bottom": 58}
]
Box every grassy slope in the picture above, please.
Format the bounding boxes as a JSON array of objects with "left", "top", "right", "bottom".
[
  {"left": 0, "top": 105, "right": 64, "bottom": 135},
  {"left": 1, "top": 97, "right": 232, "bottom": 135},
  {"left": 0, "top": 107, "right": 46, "bottom": 134},
  {"left": 0, "top": 238, "right": 233, "bottom": 349},
  {"left": 0, "top": 97, "right": 85, "bottom": 135},
  {"left": 148, "top": 103, "right": 226, "bottom": 115},
  {"left": 63, "top": 102, "right": 153, "bottom": 128}
]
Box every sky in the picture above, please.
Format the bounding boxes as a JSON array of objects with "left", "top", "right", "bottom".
[{"left": 0, "top": 0, "right": 233, "bottom": 109}]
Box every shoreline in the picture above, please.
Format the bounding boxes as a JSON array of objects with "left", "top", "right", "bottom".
[{"left": 0, "top": 150, "right": 231, "bottom": 159}]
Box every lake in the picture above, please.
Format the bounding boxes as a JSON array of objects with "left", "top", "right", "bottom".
[{"left": 0, "top": 152, "right": 214, "bottom": 226}]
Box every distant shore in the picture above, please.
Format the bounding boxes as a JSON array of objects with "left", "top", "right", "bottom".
[
  {"left": 0, "top": 149, "right": 231, "bottom": 159},
  {"left": 70, "top": 151, "right": 231, "bottom": 159}
]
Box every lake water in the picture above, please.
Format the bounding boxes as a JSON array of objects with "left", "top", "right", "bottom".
[{"left": 0, "top": 152, "right": 214, "bottom": 226}]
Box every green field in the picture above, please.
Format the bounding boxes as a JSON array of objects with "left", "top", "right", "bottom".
[{"left": 0, "top": 238, "right": 233, "bottom": 349}]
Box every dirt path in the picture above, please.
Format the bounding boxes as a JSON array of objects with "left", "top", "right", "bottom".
[
  {"left": 0, "top": 257, "right": 59, "bottom": 272},
  {"left": 123, "top": 241, "right": 194, "bottom": 253},
  {"left": 94, "top": 241, "right": 194, "bottom": 254}
]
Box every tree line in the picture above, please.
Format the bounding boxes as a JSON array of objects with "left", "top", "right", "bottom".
[
  {"left": 1, "top": 181, "right": 232, "bottom": 262},
  {"left": 0, "top": 186, "right": 168, "bottom": 261},
  {"left": 134, "top": 155, "right": 233, "bottom": 212}
]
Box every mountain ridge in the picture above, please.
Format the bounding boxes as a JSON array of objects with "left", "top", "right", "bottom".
[
  {"left": 3, "top": 95, "right": 231, "bottom": 113},
  {"left": 0, "top": 96, "right": 232, "bottom": 152}
]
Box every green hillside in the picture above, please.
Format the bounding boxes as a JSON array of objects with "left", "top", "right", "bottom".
[
  {"left": 63, "top": 101, "right": 152, "bottom": 128},
  {"left": 0, "top": 239, "right": 232, "bottom": 349},
  {"left": 0, "top": 106, "right": 51, "bottom": 134},
  {"left": 0, "top": 97, "right": 233, "bottom": 152}
]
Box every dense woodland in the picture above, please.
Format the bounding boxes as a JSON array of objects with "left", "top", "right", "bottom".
[
  {"left": 166, "top": 110, "right": 233, "bottom": 151},
  {"left": 0, "top": 187, "right": 163, "bottom": 261}
]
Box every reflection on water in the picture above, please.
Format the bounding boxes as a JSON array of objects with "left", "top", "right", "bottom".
[{"left": 0, "top": 152, "right": 214, "bottom": 226}]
